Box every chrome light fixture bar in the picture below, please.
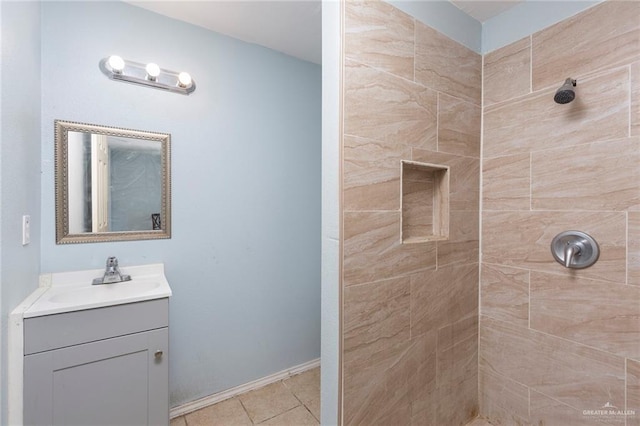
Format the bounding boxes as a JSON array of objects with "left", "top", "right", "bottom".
[{"left": 99, "top": 55, "right": 196, "bottom": 95}]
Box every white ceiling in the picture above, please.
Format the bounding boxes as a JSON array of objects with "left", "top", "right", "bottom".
[
  {"left": 450, "top": 0, "right": 522, "bottom": 22},
  {"left": 126, "top": 1, "right": 521, "bottom": 65},
  {"left": 126, "top": 1, "right": 322, "bottom": 64}
]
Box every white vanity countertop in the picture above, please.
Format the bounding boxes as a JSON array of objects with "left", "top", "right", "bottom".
[{"left": 22, "top": 263, "right": 172, "bottom": 318}]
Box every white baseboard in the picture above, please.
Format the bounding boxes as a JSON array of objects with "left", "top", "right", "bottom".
[{"left": 170, "top": 358, "right": 321, "bottom": 419}]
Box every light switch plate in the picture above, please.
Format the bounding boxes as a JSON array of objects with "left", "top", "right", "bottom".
[{"left": 22, "top": 215, "right": 30, "bottom": 246}]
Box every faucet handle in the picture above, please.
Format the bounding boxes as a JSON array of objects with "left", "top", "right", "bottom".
[
  {"left": 563, "top": 243, "right": 581, "bottom": 268},
  {"left": 106, "top": 256, "right": 118, "bottom": 268},
  {"left": 551, "top": 231, "right": 599, "bottom": 269}
]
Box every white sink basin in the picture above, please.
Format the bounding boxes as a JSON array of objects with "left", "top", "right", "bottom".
[
  {"left": 48, "top": 280, "right": 161, "bottom": 304},
  {"left": 24, "top": 263, "right": 171, "bottom": 318}
]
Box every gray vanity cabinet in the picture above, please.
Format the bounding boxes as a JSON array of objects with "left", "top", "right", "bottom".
[{"left": 23, "top": 299, "right": 169, "bottom": 426}]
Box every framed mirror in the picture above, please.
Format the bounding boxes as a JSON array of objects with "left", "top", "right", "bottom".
[{"left": 55, "top": 120, "right": 171, "bottom": 244}]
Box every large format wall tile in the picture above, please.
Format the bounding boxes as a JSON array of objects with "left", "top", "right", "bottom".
[
  {"left": 345, "top": 0, "right": 415, "bottom": 81},
  {"left": 480, "top": 316, "right": 626, "bottom": 411},
  {"left": 484, "top": 37, "right": 531, "bottom": 106},
  {"left": 407, "top": 332, "right": 440, "bottom": 426},
  {"left": 414, "top": 21, "right": 481, "bottom": 105},
  {"left": 484, "top": 67, "right": 629, "bottom": 158},
  {"left": 436, "top": 332, "right": 479, "bottom": 425},
  {"left": 480, "top": 263, "right": 529, "bottom": 327},
  {"left": 630, "top": 212, "right": 640, "bottom": 286},
  {"left": 479, "top": 368, "right": 530, "bottom": 425},
  {"left": 531, "top": 137, "right": 640, "bottom": 211},
  {"left": 528, "top": 390, "right": 619, "bottom": 426},
  {"left": 437, "top": 314, "right": 478, "bottom": 355},
  {"left": 437, "top": 210, "right": 479, "bottom": 268},
  {"left": 532, "top": 1, "right": 640, "bottom": 91},
  {"left": 633, "top": 62, "right": 640, "bottom": 137},
  {"left": 411, "top": 263, "right": 478, "bottom": 338},
  {"left": 342, "top": 3, "right": 482, "bottom": 424},
  {"left": 412, "top": 149, "right": 479, "bottom": 211},
  {"left": 482, "top": 153, "right": 530, "bottom": 211},
  {"left": 437, "top": 93, "right": 481, "bottom": 158},
  {"left": 343, "top": 211, "right": 436, "bottom": 286},
  {"left": 345, "top": 60, "right": 437, "bottom": 149},
  {"left": 343, "top": 331, "right": 437, "bottom": 426},
  {"left": 629, "top": 360, "right": 640, "bottom": 426},
  {"left": 343, "top": 135, "right": 410, "bottom": 211},
  {"left": 479, "top": 5, "right": 640, "bottom": 426},
  {"left": 530, "top": 271, "right": 640, "bottom": 358},
  {"left": 343, "top": 340, "right": 412, "bottom": 426},
  {"left": 482, "top": 211, "right": 626, "bottom": 283},
  {"left": 343, "top": 277, "right": 411, "bottom": 363}
]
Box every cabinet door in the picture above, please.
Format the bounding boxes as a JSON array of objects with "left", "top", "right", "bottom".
[{"left": 24, "top": 328, "right": 168, "bottom": 426}]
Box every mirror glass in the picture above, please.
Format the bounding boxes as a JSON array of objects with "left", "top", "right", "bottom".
[{"left": 55, "top": 120, "right": 171, "bottom": 244}]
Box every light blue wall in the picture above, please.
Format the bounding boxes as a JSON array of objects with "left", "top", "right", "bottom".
[
  {"left": 1, "top": 1, "right": 42, "bottom": 423},
  {"left": 40, "top": 1, "right": 321, "bottom": 407},
  {"left": 388, "top": 0, "right": 482, "bottom": 53},
  {"left": 388, "top": 0, "right": 601, "bottom": 55},
  {"left": 482, "top": 1, "right": 602, "bottom": 53}
]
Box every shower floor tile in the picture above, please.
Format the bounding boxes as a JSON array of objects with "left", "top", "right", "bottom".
[{"left": 173, "top": 367, "right": 320, "bottom": 426}]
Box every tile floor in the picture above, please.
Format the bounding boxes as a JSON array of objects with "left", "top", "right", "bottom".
[
  {"left": 171, "top": 366, "right": 493, "bottom": 426},
  {"left": 171, "top": 367, "right": 320, "bottom": 426}
]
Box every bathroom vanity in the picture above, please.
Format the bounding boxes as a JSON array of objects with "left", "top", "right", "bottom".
[{"left": 9, "top": 263, "right": 172, "bottom": 426}]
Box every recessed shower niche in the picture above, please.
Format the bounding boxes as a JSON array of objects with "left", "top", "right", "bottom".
[{"left": 401, "top": 160, "right": 450, "bottom": 244}]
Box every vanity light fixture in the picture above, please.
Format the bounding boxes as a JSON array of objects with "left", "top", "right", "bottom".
[
  {"left": 99, "top": 55, "right": 195, "bottom": 95},
  {"left": 145, "top": 63, "right": 161, "bottom": 81},
  {"left": 177, "top": 72, "right": 192, "bottom": 88},
  {"left": 108, "top": 55, "right": 125, "bottom": 74}
]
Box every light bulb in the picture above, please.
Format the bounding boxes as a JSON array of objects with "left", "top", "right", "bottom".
[
  {"left": 108, "top": 55, "right": 125, "bottom": 73},
  {"left": 177, "top": 72, "right": 192, "bottom": 88},
  {"left": 145, "top": 63, "right": 160, "bottom": 80}
]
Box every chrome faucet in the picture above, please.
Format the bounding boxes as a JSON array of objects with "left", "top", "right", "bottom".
[{"left": 92, "top": 256, "right": 132, "bottom": 285}]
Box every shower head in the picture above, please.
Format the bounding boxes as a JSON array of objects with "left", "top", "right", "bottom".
[{"left": 554, "top": 78, "right": 577, "bottom": 104}]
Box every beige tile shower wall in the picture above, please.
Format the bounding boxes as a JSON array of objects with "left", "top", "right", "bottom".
[
  {"left": 480, "top": 2, "right": 640, "bottom": 425},
  {"left": 341, "top": 1, "right": 481, "bottom": 425}
]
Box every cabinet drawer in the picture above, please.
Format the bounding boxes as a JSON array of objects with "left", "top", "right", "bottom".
[{"left": 24, "top": 298, "right": 168, "bottom": 355}]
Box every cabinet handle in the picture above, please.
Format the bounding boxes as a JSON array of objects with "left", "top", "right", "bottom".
[{"left": 154, "top": 350, "right": 163, "bottom": 359}]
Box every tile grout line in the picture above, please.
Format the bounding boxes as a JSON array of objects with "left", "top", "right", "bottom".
[
  {"left": 345, "top": 55, "right": 481, "bottom": 107},
  {"left": 236, "top": 396, "right": 255, "bottom": 425},
  {"left": 626, "top": 210, "right": 629, "bottom": 285},
  {"left": 529, "top": 35, "right": 533, "bottom": 95},
  {"left": 436, "top": 91, "right": 440, "bottom": 152},
  {"left": 486, "top": 62, "right": 631, "bottom": 112},
  {"left": 527, "top": 270, "right": 531, "bottom": 331},
  {"left": 413, "top": 17, "right": 416, "bottom": 83},
  {"left": 529, "top": 152, "right": 532, "bottom": 212},
  {"left": 483, "top": 356, "right": 612, "bottom": 420},
  {"left": 625, "top": 359, "right": 628, "bottom": 426},
  {"left": 282, "top": 374, "right": 321, "bottom": 423},
  {"left": 485, "top": 313, "right": 634, "bottom": 360},
  {"left": 527, "top": 386, "right": 531, "bottom": 423},
  {"left": 478, "top": 49, "right": 485, "bottom": 420},
  {"left": 629, "top": 64, "right": 632, "bottom": 138}
]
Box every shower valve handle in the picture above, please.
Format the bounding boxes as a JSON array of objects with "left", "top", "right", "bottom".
[
  {"left": 563, "top": 243, "right": 581, "bottom": 268},
  {"left": 551, "top": 231, "right": 599, "bottom": 269}
]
